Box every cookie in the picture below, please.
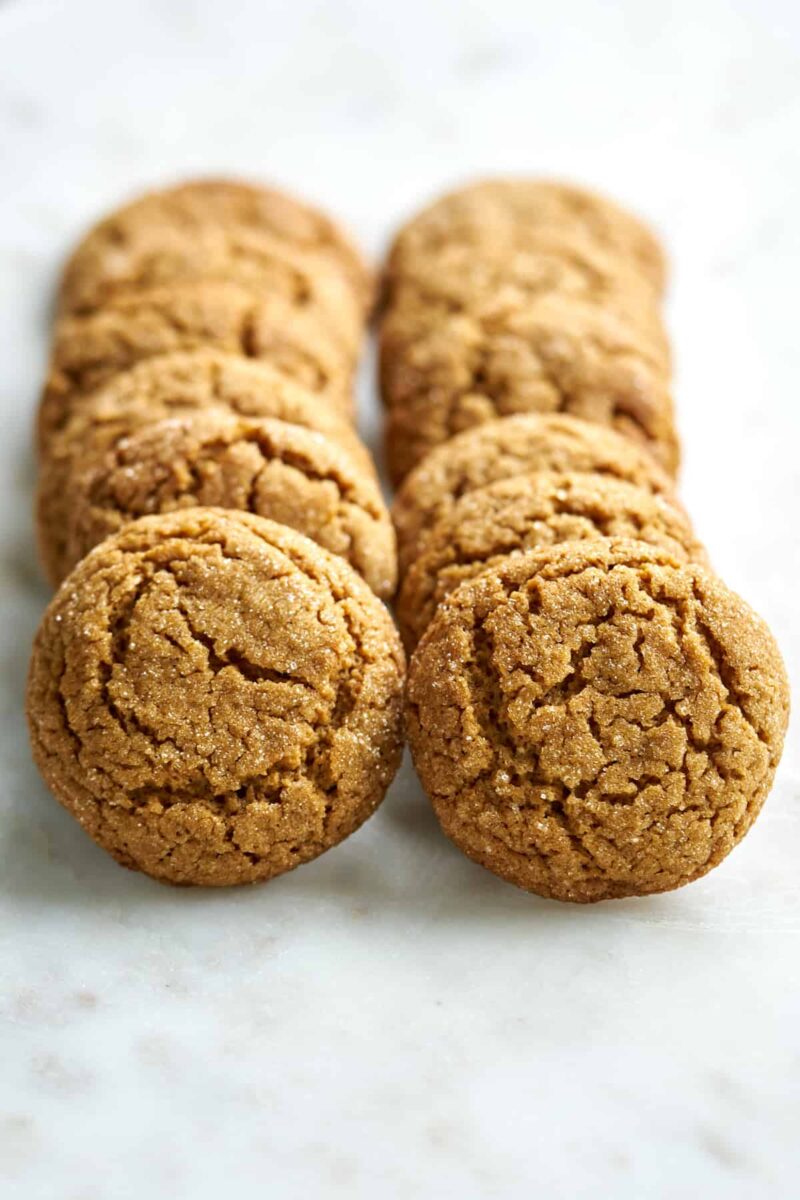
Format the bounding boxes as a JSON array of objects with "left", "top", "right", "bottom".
[
  {"left": 387, "top": 178, "right": 666, "bottom": 294},
  {"left": 384, "top": 232, "right": 669, "bottom": 369},
  {"left": 406, "top": 538, "right": 789, "bottom": 903},
  {"left": 58, "top": 178, "right": 372, "bottom": 316},
  {"left": 392, "top": 414, "right": 678, "bottom": 574},
  {"left": 39, "top": 280, "right": 356, "bottom": 450},
  {"left": 381, "top": 294, "right": 679, "bottom": 483},
  {"left": 396, "top": 472, "right": 706, "bottom": 649},
  {"left": 37, "top": 350, "right": 375, "bottom": 582},
  {"left": 27, "top": 508, "right": 405, "bottom": 887},
  {"left": 43, "top": 410, "right": 397, "bottom": 598}
]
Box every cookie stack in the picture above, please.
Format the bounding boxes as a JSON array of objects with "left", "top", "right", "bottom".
[
  {"left": 27, "top": 180, "right": 405, "bottom": 886},
  {"left": 380, "top": 179, "right": 677, "bottom": 485},
  {"left": 36, "top": 179, "right": 398, "bottom": 598},
  {"left": 385, "top": 180, "right": 789, "bottom": 902}
]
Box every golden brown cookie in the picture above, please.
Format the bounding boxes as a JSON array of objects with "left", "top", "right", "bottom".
[
  {"left": 43, "top": 411, "right": 397, "bottom": 598},
  {"left": 407, "top": 538, "right": 789, "bottom": 903},
  {"left": 37, "top": 350, "right": 375, "bottom": 583},
  {"left": 392, "top": 414, "right": 678, "bottom": 574},
  {"left": 39, "top": 279, "right": 357, "bottom": 450},
  {"left": 396, "top": 473, "right": 706, "bottom": 649},
  {"left": 58, "top": 178, "right": 373, "bottom": 317},
  {"left": 387, "top": 178, "right": 666, "bottom": 294},
  {"left": 27, "top": 508, "right": 404, "bottom": 887},
  {"left": 381, "top": 294, "right": 679, "bottom": 483},
  {"left": 384, "top": 233, "right": 670, "bottom": 370}
]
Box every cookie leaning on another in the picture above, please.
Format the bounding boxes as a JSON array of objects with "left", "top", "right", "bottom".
[
  {"left": 39, "top": 178, "right": 373, "bottom": 459},
  {"left": 58, "top": 177, "right": 373, "bottom": 318},
  {"left": 43, "top": 410, "right": 397, "bottom": 599},
  {"left": 381, "top": 293, "right": 679, "bottom": 483},
  {"left": 40, "top": 279, "right": 357, "bottom": 450},
  {"left": 380, "top": 179, "right": 676, "bottom": 484},
  {"left": 391, "top": 413, "right": 679, "bottom": 575},
  {"left": 385, "top": 178, "right": 667, "bottom": 295},
  {"left": 383, "top": 232, "right": 670, "bottom": 371},
  {"left": 395, "top": 472, "right": 707, "bottom": 650},
  {"left": 406, "top": 537, "right": 789, "bottom": 903},
  {"left": 36, "top": 350, "right": 377, "bottom": 587},
  {"left": 27, "top": 509, "right": 405, "bottom": 887}
]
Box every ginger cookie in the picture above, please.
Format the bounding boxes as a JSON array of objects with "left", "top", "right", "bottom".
[
  {"left": 44, "top": 411, "right": 397, "bottom": 598},
  {"left": 37, "top": 350, "right": 374, "bottom": 583},
  {"left": 384, "top": 233, "right": 669, "bottom": 370},
  {"left": 392, "top": 414, "right": 678, "bottom": 574},
  {"left": 381, "top": 294, "right": 679, "bottom": 483},
  {"left": 39, "top": 280, "right": 356, "bottom": 450},
  {"left": 387, "top": 178, "right": 666, "bottom": 294},
  {"left": 27, "top": 508, "right": 404, "bottom": 887},
  {"left": 396, "top": 473, "right": 706, "bottom": 649},
  {"left": 58, "top": 178, "right": 372, "bottom": 317},
  {"left": 406, "top": 538, "right": 789, "bottom": 903}
]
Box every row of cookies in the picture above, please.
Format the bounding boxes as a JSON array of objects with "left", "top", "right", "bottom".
[
  {"left": 27, "top": 181, "right": 406, "bottom": 886},
  {"left": 383, "top": 181, "right": 789, "bottom": 902},
  {"left": 379, "top": 179, "right": 679, "bottom": 485},
  {"left": 35, "top": 179, "right": 398, "bottom": 599}
]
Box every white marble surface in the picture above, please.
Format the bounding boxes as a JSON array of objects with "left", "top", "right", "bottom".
[{"left": 1, "top": 0, "right": 799, "bottom": 1196}]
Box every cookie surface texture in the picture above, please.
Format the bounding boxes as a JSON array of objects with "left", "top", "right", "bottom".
[
  {"left": 58, "top": 178, "right": 372, "bottom": 316},
  {"left": 48, "top": 411, "right": 397, "bottom": 598},
  {"left": 406, "top": 538, "right": 789, "bottom": 902},
  {"left": 396, "top": 472, "right": 706, "bottom": 649},
  {"left": 27, "top": 508, "right": 405, "bottom": 886},
  {"left": 37, "top": 350, "right": 373, "bottom": 583},
  {"left": 391, "top": 414, "right": 678, "bottom": 573}
]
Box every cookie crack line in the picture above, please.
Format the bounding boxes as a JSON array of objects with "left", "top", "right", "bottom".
[
  {"left": 29, "top": 510, "right": 403, "bottom": 886},
  {"left": 177, "top": 598, "right": 316, "bottom": 690},
  {"left": 406, "top": 535, "right": 788, "bottom": 902},
  {"left": 691, "top": 606, "right": 773, "bottom": 753},
  {"left": 29, "top": 179, "right": 404, "bottom": 887},
  {"left": 389, "top": 181, "right": 788, "bottom": 902},
  {"left": 649, "top": 576, "right": 778, "bottom": 755}
]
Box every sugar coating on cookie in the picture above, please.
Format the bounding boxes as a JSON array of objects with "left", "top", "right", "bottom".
[
  {"left": 392, "top": 414, "right": 678, "bottom": 573},
  {"left": 37, "top": 350, "right": 373, "bottom": 581},
  {"left": 40, "top": 278, "right": 357, "bottom": 449},
  {"left": 27, "top": 509, "right": 405, "bottom": 886},
  {"left": 40, "top": 346, "right": 367, "bottom": 465},
  {"left": 381, "top": 294, "right": 678, "bottom": 483},
  {"left": 396, "top": 472, "right": 706, "bottom": 649},
  {"left": 387, "top": 178, "right": 667, "bottom": 294},
  {"left": 384, "top": 233, "right": 670, "bottom": 371},
  {"left": 46, "top": 411, "right": 397, "bottom": 598},
  {"left": 58, "top": 178, "right": 372, "bottom": 316},
  {"left": 406, "top": 538, "right": 789, "bottom": 903}
]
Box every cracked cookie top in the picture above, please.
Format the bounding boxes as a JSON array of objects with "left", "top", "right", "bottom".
[
  {"left": 392, "top": 414, "right": 677, "bottom": 573},
  {"left": 40, "top": 279, "right": 356, "bottom": 450},
  {"left": 40, "top": 347, "right": 367, "bottom": 464},
  {"left": 386, "top": 178, "right": 666, "bottom": 294},
  {"left": 58, "top": 178, "right": 372, "bottom": 316},
  {"left": 27, "top": 508, "right": 405, "bottom": 886},
  {"left": 46, "top": 410, "right": 397, "bottom": 598},
  {"left": 381, "top": 293, "right": 679, "bottom": 483},
  {"left": 384, "top": 232, "right": 669, "bottom": 369},
  {"left": 396, "top": 472, "right": 706, "bottom": 650},
  {"left": 37, "top": 350, "right": 372, "bottom": 583},
  {"left": 406, "top": 538, "right": 788, "bottom": 903},
  {"left": 388, "top": 180, "right": 671, "bottom": 297}
]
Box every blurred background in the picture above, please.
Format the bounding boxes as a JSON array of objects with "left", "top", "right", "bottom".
[{"left": 1, "top": 2, "right": 798, "bottom": 1197}]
